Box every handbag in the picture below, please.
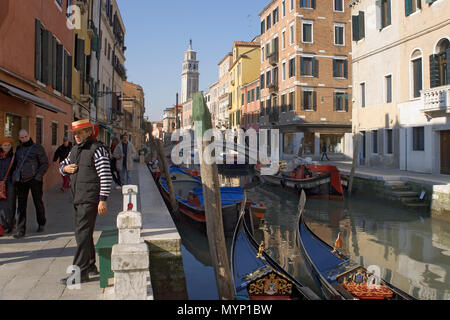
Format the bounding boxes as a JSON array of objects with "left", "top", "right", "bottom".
[{"left": 0, "top": 155, "right": 15, "bottom": 200}]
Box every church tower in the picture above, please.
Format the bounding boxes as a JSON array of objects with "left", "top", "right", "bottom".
[{"left": 181, "top": 40, "right": 199, "bottom": 104}]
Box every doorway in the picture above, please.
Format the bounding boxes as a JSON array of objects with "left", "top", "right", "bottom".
[{"left": 441, "top": 131, "right": 450, "bottom": 175}]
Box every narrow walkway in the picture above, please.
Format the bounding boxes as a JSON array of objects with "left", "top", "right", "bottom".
[{"left": 0, "top": 171, "right": 144, "bottom": 300}]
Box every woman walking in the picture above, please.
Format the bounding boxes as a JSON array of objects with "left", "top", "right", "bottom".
[{"left": 0, "top": 137, "right": 16, "bottom": 236}]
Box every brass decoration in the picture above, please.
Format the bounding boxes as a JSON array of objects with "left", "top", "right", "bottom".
[
  {"left": 248, "top": 272, "right": 293, "bottom": 296},
  {"left": 256, "top": 241, "right": 265, "bottom": 259}
]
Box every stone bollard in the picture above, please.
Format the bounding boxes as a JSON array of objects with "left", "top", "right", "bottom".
[{"left": 111, "top": 185, "right": 150, "bottom": 300}]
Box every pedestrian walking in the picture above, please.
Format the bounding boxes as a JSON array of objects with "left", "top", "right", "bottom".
[
  {"left": 113, "top": 133, "right": 137, "bottom": 186},
  {"left": 59, "top": 119, "right": 112, "bottom": 285},
  {"left": 321, "top": 144, "right": 330, "bottom": 161},
  {"left": 110, "top": 137, "right": 122, "bottom": 190},
  {"left": 0, "top": 137, "right": 17, "bottom": 236},
  {"left": 13, "top": 129, "right": 49, "bottom": 239},
  {"left": 53, "top": 137, "right": 73, "bottom": 192}
]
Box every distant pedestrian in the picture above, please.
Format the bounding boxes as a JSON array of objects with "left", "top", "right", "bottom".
[
  {"left": 53, "top": 136, "right": 73, "bottom": 192},
  {"left": 0, "top": 138, "right": 17, "bottom": 235},
  {"left": 321, "top": 144, "right": 330, "bottom": 161},
  {"left": 13, "top": 129, "right": 49, "bottom": 239},
  {"left": 59, "top": 119, "right": 112, "bottom": 285},
  {"left": 110, "top": 137, "right": 122, "bottom": 190},
  {"left": 113, "top": 133, "right": 137, "bottom": 186}
]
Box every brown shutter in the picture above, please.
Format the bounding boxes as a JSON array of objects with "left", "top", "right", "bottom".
[
  {"left": 52, "top": 36, "right": 57, "bottom": 89},
  {"left": 34, "top": 19, "right": 42, "bottom": 81},
  {"left": 41, "top": 29, "right": 49, "bottom": 84},
  {"left": 56, "top": 44, "right": 63, "bottom": 92},
  {"left": 46, "top": 31, "right": 53, "bottom": 86}
]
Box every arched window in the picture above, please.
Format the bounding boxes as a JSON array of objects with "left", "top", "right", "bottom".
[
  {"left": 430, "top": 38, "right": 450, "bottom": 88},
  {"left": 410, "top": 49, "right": 422, "bottom": 98}
]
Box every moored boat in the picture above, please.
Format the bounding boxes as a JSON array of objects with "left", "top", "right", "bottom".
[
  {"left": 231, "top": 194, "right": 320, "bottom": 300},
  {"left": 296, "top": 191, "right": 415, "bottom": 300}
]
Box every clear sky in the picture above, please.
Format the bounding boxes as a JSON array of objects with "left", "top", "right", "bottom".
[{"left": 116, "top": 0, "right": 269, "bottom": 122}]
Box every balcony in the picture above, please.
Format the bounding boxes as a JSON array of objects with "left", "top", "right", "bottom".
[
  {"left": 268, "top": 82, "right": 278, "bottom": 93},
  {"left": 421, "top": 84, "right": 450, "bottom": 119},
  {"left": 269, "top": 108, "right": 280, "bottom": 123},
  {"left": 267, "top": 51, "right": 279, "bottom": 66}
]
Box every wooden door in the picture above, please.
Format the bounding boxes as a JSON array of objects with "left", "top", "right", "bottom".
[{"left": 441, "top": 131, "right": 450, "bottom": 175}]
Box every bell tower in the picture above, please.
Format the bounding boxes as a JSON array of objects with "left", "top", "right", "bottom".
[{"left": 181, "top": 40, "right": 199, "bottom": 104}]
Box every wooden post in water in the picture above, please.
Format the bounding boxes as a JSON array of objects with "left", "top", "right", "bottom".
[
  {"left": 348, "top": 133, "right": 362, "bottom": 197},
  {"left": 192, "top": 92, "right": 235, "bottom": 300},
  {"left": 154, "top": 137, "right": 177, "bottom": 211}
]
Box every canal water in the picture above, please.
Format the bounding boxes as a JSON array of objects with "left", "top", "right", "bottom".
[{"left": 174, "top": 169, "right": 450, "bottom": 300}]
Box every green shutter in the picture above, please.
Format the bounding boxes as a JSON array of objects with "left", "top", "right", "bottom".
[
  {"left": 359, "top": 11, "right": 365, "bottom": 40},
  {"left": 313, "top": 91, "right": 317, "bottom": 111},
  {"left": 429, "top": 54, "right": 440, "bottom": 88},
  {"left": 311, "top": 0, "right": 316, "bottom": 9},
  {"left": 345, "top": 95, "right": 349, "bottom": 112},
  {"left": 446, "top": 48, "right": 450, "bottom": 85},
  {"left": 300, "top": 57, "right": 305, "bottom": 75},
  {"left": 352, "top": 15, "right": 359, "bottom": 41},
  {"left": 52, "top": 36, "right": 57, "bottom": 89},
  {"left": 41, "top": 30, "right": 49, "bottom": 84},
  {"left": 67, "top": 54, "right": 73, "bottom": 98},
  {"left": 333, "top": 59, "right": 337, "bottom": 77},
  {"left": 56, "top": 44, "right": 63, "bottom": 92},
  {"left": 344, "top": 60, "right": 348, "bottom": 78},
  {"left": 34, "top": 19, "right": 42, "bottom": 81},
  {"left": 405, "top": 0, "right": 412, "bottom": 16},
  {"left": 313, "top": 58, "right": 319, "bottom": 77}
]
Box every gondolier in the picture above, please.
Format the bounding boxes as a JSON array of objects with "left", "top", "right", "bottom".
[{"left": 59, "top": 119, "right": 112, "bottom": 285}]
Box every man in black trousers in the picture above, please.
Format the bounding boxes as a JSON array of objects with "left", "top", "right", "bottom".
[
  {"left": 13, "top": 129, "right": 49, "bottom": 239},
  {"left": 59, "top": 119, "right": 112, "bottom": 285}
]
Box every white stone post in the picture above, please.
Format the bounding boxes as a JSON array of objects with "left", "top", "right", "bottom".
[{"left": 111, "top": 185, "right": 150, "bottom": 300}]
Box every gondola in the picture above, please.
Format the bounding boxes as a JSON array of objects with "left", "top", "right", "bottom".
[
  {"left": 256, "top": 162, "right": 344, "bottom": 200},
  {"left": 231, "top": 194, "right": 320, "bottom": 300},
  {"left": 158, "top": 167, "right": 243, "bottom": 235},
  {"left": 296, "top": 191, "right": 415, "bottom": 300}
]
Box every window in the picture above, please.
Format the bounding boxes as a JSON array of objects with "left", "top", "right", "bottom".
[
  {"left": 372, "top": 130, "right": 378, "bottom": 154},
  {"left": 289, "top": 23, "right": 295, "bottom": 45},
  {"left": 376, "top": 0, "right": 391, "bottom": 30},
  {"left": 266, "top": 70, "right": 271, "bottom": 86},
  {"left": 302, "top": 90, "right": 316, "bottom": 110},
  {"left": 334, "top": 0, "right": 344, "bottom": 11},
  {"left": 282, "top": 30, "right": 286, "bottom": 50},
  {"left": 300, "top": 0, "right": 315, "bottom": 9},
  {"left": 289, "top": 57, "right": 295, "bottom": 78},
  {"left": 360, "top": 82, "right": 366, "bottom": 107},
  {"left": 334, "top": 92, "right": 348, "bottom": 111},
  {"left": 261, "top": 47, "right": 265, "bottom": 62},
  {"left": 290, "top": 0, "right": 294, "bottom": 11},
  {"left": 36, "top": 117, "right": 43, "bottom": 145},
  {"left": 282, "top": 61, "right": 286, "bottom": 81},
  {"left": 430, "top": 39, "right": 450, "bottom": 88},
  {"left": 413, "top": 127, "right": 425, "bottom": 151},
  {"left": 386, "top": 129, "right": 393, "bottom": 154},
  {"left": 300, "top": 57, "right": 313, "bottom": 76},
  {"left": 352, "top": 11, "right": 365, "bottom": 41},
  {"left": 266, "top": 42, "right": 271, "bottom": 57},
  {"left": 282, "top": 1, "right": 286, "bottom": 17},
  {"left": 333, "top": 59, "right": 348, "bottom": 78},
  {"left": 289, "top": 91, "right": 295, "bottom": 111},
  {"left": 256, "top": 87, "right": 260, "bottom": 100},
  {"left": 272, "top": 67, "right": 279, "bottom": 83},
  {"left": 260, "top": 74, "right": 265, "bottom": 89},
  {"left": 266, "top": 14, "right": 271, "bottom": 30},
  {"left": 411, "top": 54, "right": 422, "bottom": 98},
  {"left": 241, "top": 93, "right": 245, "bottom": 106},
  {"left": 385, "top": 75, "right": 392, "bottom": 103},
  {"left": 51, "top": 122, "right": 58, "bottom": 146},
  {"left": 334, "top": 25, "right": 345, "bottom": 46},
  {"left": 273, "top": 7, "right": 279, "bottom": 25},
  {"left": 55, "top": 0, "right": 63, "bottom": 8},
  {"left": 405, "top": 0, "right": 421, "bottom": 16},
  {"left": 281, "top": 94, "right": 287, "bottom": 107},
  {"left": 302, "top": 22, "right": 313, "bottom": 43},
  {"left": 283, "top": 133, "right": 294, "bottom": 155}
]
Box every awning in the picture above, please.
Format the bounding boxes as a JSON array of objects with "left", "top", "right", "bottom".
[
  {"left": 0, "top": 81, "right": 67, "bottom": 114},
  {"left": 98, "top": 123, "right": 114, "bottom": 135}
]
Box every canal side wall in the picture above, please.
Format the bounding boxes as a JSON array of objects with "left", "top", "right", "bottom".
[
  {"left": 431, "top": 185, "right": 450, "bottom": 221},
  {"left": 137, "top": 163, "right": 188, "bottom": 300}
]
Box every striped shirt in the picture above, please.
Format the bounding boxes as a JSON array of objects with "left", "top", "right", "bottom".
[{"left": 59, "top": 145, "right": 112, "bottom": 201}]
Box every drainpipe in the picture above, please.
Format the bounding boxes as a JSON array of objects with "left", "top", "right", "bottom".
[{"left": 96, "top": 0, "right": 101, "bottom": 124}]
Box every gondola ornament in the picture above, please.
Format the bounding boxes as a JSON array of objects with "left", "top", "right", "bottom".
[
  {"left": 256, "top": 241, "right": 265, "bottom": 259},
  {"left": 332, "top": 233, "right": 343, "bottom": 253}
]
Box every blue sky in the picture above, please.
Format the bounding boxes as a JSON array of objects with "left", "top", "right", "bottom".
[{"left": 117, "top": 0, "right": 268, "bottom": 122}]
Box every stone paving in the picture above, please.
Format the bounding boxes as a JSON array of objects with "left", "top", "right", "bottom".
[{"left": 0, "top": 170, "right": 151, "bottom": 300}]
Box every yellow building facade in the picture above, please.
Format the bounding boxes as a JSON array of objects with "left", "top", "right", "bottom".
[{"left": 228, "top": 40, "right": 261, "bottom": 129}]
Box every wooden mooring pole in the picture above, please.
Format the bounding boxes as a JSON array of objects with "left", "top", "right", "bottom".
[
  {"left": 193, "top": 92, "right": 235, "bottom": 300},
  {"left": 154, "top": 137, "right": 177, "bottom": 212},
  {"left": 348, "top": 133, "right": 362, "bottom": 197}
]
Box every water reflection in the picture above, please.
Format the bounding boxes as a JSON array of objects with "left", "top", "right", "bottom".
[{"left": 177, "top": 169, "right": 450, "bottom": 300}]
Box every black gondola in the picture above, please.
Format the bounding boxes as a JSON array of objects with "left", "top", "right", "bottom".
[
  {"left": 231, "top": 193, "right": 320, "bottom": 300},
  {"left": 296, "top": 191, "right": 415, "bottom": 300}
]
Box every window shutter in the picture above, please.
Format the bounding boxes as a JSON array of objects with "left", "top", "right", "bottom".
[
  {"left": 52, "top": 36, "right": 57, "bottom": 89},
  {"left": 333, "top": 59, "right": 337, "bottom": 77},
  {"left": 447, "top": 48, "right": 450, "bottom": 85},
  {"left": 67, "top": 54, "right": 73, "bottom": 98},
  {"left": 345, "top": 95, "right": 349, "bottom": 112},
  {"left": 375, "top": 0, "right": 382, "bottom": 30},
  {"left": 333, "top": 93, "right": 337, "bottom": 111},
  {"left": 300, "top": 57, "right": 305, "bottom": 75},
  {"left": 313, "top": 92, "right": 317, "bottom": 111},
  {"left": 352, "top": 15, "right": 359, "bottom": 41},
  {"left": 344, "top": 60, "right": 348, "bottom": 78},
  {"left": 56, "top": 44, "right": 63, "bottom": 92},
  {"left": 429, "top": 54, "right": 440, "bottom": 88},
  {"left": 41, "top": 30, "right": 50, "bottom": 84},
  {"left": 311, "top": 0, "right": 316, "bottom": 9},
  {"left": 313, "top": 58, "right": 319, "bottom": 77},
  {"left": 46, "top": 31, "right": 53, "bottom": 86},
  {"left": 34, "top": 19, "right": 42, "bottom": 81},
  {"left": 300, "top": 90, "right": 305, "bottom": 110},
  {"left": 358, "top": 11, "right": 365, "bottom": 39}
]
